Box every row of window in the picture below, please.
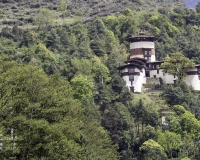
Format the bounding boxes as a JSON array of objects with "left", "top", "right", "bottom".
[
  {"left": 144, "top": 50, "right": 151, "bottom": 56},
  {"left": 146, "top": 64, "right": 160, "bottom": 69}
]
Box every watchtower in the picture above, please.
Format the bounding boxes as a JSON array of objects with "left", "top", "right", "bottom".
[{"left": 126, "top": 32, "right": 157, "bottom": 62}]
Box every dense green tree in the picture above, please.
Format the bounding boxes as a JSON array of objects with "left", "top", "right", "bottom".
[
  {"left": 157, "top": 130, "right": 182, "bottom": 158},
  {"left": 58, "top": 0, "right": 67, "bottom": 18},
  {"left": 196, "top": 1, "right": 200, "bottom": 13},
  {"left": 102, "top": 102, "right": 135, "bottom": 160},
  {"left": 160, "top": 81, "right": 194, "bottom": 106},
  {"left": 35, "top": 8, "right": 55, "bottom": 31},
  {"left": 160, "top": 52, "right": 195, "bottom": 81},
  {"left": 2, "top": 3, "right": 200, "bottom": 160},
  {"left": 130, "top": 99, "right": 159, "bottom": 135},
  {"left": 20, "top": 29, "right": 37, "bottom": 47},
  {"left": 71, "top": 74, "right": 94, "bottom": 100},
  {"left": 0, "top": 56, "right": 118, "bottom": 160},
  {"left": 139, "top": 139, "right": 168, "bottom": 160}
]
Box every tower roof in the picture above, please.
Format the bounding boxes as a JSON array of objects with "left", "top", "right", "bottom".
[
  {"left": 126, "top": 32, "right": 157, "bottom": 42},
  {"left": 117, "top": 57, "right": 147, "bottom": 70}
]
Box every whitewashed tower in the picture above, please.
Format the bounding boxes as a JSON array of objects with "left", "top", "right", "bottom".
[{"left": 117, "top": 33, "right": 157, "bottom": 93}]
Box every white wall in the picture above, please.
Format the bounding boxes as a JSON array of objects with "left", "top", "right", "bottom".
[
  {"left": 142, "top": 68, "right": 146, "bottom": 84},
  {"left": 130, "top": 55, "right": 144, "bottom": 59},
  {"left": 149, "top": 69, "right": 178, "bottom": 84},
  {"left": 130, "top": 42, "right": 154, "bottom": 49},
  {"left": 151, "top": 55, "right": 156, "bottom": 62},
  {"left": 121, "top": 67, "right": 144, "bottom": 92},
  {"left": 185, "top": 68, "right": 200, "bottom": 91},
  {"left": 133, "top": 74, "right": 143, "bottom": 92}
]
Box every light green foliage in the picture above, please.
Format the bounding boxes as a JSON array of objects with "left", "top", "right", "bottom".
[
  {"left": 172, "top": 105, "right": 200, "bottom": 138},
  {"left": 92, "top": 56, "right": 111, "bottom": 83},
  {"left": 71, "top": 74, "right": 94, "bottom": 100},
  {"left": 166, "top": 105, "right": 200, "bottom": 159},
  {"left": 181, "top": 158, "right": 191, "bottom": 160},
  {"left": 58, "top": 0, "right": 67, "bottom": 18},
  {"left": 160, "top": 52, "right": 195, "bottom": 80},
  {"left": 35, "top": 43, "right": 55, "bottom": 61},
  {"left": 105, "top": 15, "right": 119, "bottom": 31},
  {"left": 140, "top": 139, "right": 168, "bottom": 160},
  {"left": 123, "top": 8, "right": 133, "bottom": 16},
  {"left": 157, "top": 130, "right": 182, "bottom": 158},
  {"left": 35, "top": 8, "right": 55, "bottom": 31},
  {"left": 71, "top": 56, "right": 111, "bottom": 83},
  {"left": 149, "top": 14, "right": 179, "bottom": 37},
  {"left": 151, "top": 26, "right": 161, "bottom": 36}
]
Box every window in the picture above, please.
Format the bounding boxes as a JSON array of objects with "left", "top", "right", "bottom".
[
  {"left": 129, "top": 75, "right": 134, "bottom": 81},
  {"left": 144, "top": 49, "right": 151, "bottom": 62},
  {"left": 128, "top": 68, "right": 135, "bottom": 73},
  {"left": 157, "top": 69, "right": 159, "bottom": 74},
  {"left": 146, "top": 71, "right": 150, "bottom": 77},
  {"left": 174, "top": 80, "right": 177, "bottom": 84},
  {"left": 130, "top": 86, "right": 134, "bottom": 93}
]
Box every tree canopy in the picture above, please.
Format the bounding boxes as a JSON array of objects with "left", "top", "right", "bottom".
[
  {"left": 0, "top": 55, "right": 118, "bottom": 160},
  {"left": 160, "top": 52, "right": 195, "bottom": 80}
]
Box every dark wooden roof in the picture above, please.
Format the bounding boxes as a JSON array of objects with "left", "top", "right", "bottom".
[
  {"left": 126, "top": 33, "right": 157, "bottom": 42},
  {"left": 125, "top": 57, "right": 147, "bottom": 63},
  {"left": 146, "top": 61, "right": 164, "bottom": 64},
  {"left": 117, "top": 63, "right": 146, "bottom": 70}
]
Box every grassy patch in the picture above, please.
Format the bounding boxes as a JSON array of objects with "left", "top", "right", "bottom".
[
  {"left": 132, "top": 91, "right": 169, "bottom": 111},
  {"left": 55, "top": 16, "right": 81, "bottom": 25}
]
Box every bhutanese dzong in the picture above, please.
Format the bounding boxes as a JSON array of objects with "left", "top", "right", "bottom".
[{"left": 117, "top": 32, "right": 200, "bottom": 93}]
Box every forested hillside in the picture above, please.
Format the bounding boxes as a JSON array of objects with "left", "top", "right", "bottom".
[
  {"left": 1, "top": 0, "right": 200, "bottom": 159},
  {"left": 0, "top": 0, "right": 185, "bottom": 29}
]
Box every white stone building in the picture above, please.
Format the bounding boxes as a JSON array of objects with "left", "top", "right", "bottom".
[{"left": 117, "top": 33, "right": 200, "bottom": 93}]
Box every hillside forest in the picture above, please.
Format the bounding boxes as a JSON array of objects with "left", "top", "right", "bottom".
[{"left": 1, "top": 0, "right": 200, "bottom": 159}]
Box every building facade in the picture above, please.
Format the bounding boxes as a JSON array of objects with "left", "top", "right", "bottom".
[{"left": 117, "top": 33, "right": 200, "bottom": 93}]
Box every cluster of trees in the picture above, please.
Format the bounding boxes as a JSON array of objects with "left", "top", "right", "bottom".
[
  {"left": 0, "top": 55, "right": 118, "bottom": 159},
  {"left": 1, "top": 2, "right": 200, "bottom": 159}
]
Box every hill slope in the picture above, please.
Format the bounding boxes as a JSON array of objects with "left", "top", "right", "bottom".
[{"left": 0, "top": 0, "right": 185, "bottom": 29}]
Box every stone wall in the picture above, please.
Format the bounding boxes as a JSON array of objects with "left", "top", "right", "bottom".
[{"left": 146, "top": 77, "right": 160, "bottom": 85}]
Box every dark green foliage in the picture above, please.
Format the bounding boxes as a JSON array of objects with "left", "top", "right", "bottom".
[
  {"left": 160, "top": 81, "right": 193, "bottom": 106},
  {"left": 196, "top": 1, "right": 200, "bottom": 13},
  {"left": 160, "top": 81, "right": 200, "bottom": 120},
  {"left": 0, "top": 56, "right": 118, "bottom": 160},
  {"left": 102, "top": 102, "right": 135, "bottom": 160}
]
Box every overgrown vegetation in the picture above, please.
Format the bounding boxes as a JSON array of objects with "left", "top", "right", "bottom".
[{"left": 1, "top": 0, "right": 200, "bottom": 159}]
